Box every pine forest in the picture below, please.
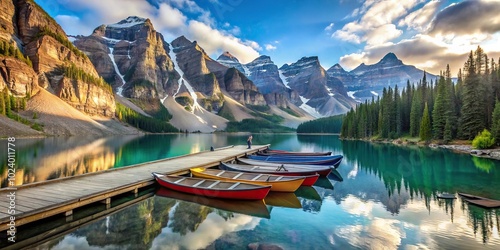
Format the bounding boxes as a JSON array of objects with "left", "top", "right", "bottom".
[{"left": 340, "top": 46, "right": 500, "bottom": 145}]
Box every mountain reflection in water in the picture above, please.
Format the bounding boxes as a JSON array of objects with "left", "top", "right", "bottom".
[{"left": 4, "top": 134, "right": 500, "bottom": 249}]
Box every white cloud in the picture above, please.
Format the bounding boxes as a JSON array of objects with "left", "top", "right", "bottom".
[
  {"left": 365, "top": 24, "right": 402, "bottom": 46},
  {"left": 325, "top": 22, "right": 335, "bottom": 32},
  {"left": 51, "top": 0, "right": 261, "bottom": 64},
  {"left": 399, "top": 0, "right": 441, "bottom": 32},
  {"left": 265, "top": 44, "right": 277, "bottom": 51},
  {"left": 333, "top": 0, "right": 424, "bottom": 45},
  {"left": 338, "top": 34, "right": 500, "bottom": 76},
  {"left": 188, "top": 20, "right": 260, "bottom": 63},
  {"left": 157, "top": 3, "right": 187, "bottom": 30}
]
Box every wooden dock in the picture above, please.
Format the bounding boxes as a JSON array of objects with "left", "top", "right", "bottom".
[{"left": 0, "top": 145, "right": 269, "bottom": 231}]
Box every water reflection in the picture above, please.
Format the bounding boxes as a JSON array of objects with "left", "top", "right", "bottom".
[{"left": 4, "top": 135, "right": 500, "bottom": 249}]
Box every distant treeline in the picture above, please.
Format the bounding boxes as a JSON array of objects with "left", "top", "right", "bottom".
[
  {"left": 116, "top": 102, "right": 178, "bottom": 133},
  {"left": 225, "top": 118, "right": 295, "bottom": 133},
  {"left": 0, "top": 88, "right": 43, "bottom": 131},
  {"left": 296, "top": 115, "right": 344, "bottom": 133},
  {"left": 341, "top": 46, "right": 500, "bottom": 144}
]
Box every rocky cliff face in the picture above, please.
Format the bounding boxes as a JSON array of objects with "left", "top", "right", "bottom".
[
  {"left": 0, "top": 0, "right": 115, "bottom": 116},
  {"left": 216, "top": 51, "right": 245, "bottom": 74},
  {"left": 217, "top": 53, "right": 299, "bottom": 107},
  {"left": 172, "top": 36, "right": 265, "bottom": 107},
  {"left": 74, "top": 16, "right": 180, "bottom": 100},
  {"left": 0, "top": 56, "right": 38, "bottom": 97},
  {"left": 280, "top": 56, "right": 355, "bottom": 117}
]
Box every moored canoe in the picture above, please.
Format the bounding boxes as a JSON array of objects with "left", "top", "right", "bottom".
[
  {"left": 259, "top": 149, "right": 332, "bottom": 156},
  {"left": 190, "top": 167, "right": 305, "bottom": 192},
  {"left": 152, "top": 172, "right": 271, "bottom": 200},
  {"left": 222, "top": 161, "right": 331, "bottom": 177},
  {"left": 236, "top": 158, "right": 333, "bottom": 175},
  {"left": 248, "top": 154, "right": 343, "bottom": 167}
]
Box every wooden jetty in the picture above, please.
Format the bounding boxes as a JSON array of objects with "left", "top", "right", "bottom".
[{"left": 0, "top": 145, "right": 269, "bottom": 231}]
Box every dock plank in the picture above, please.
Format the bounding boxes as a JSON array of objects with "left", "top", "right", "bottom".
[{"left": 0, "top": 145, "right": 269, "bottom": 231}]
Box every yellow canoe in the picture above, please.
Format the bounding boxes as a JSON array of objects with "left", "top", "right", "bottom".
[{"left": 190, "top": 168, "right": 304, "bottom": 192}]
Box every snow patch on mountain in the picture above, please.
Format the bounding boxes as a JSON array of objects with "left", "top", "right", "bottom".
[
  {"left": 108, "top": 47, "right": 126, "bottom": 97},
  {"left": 299, "top": 96, "right": 322, "bottom": 118},
  {"left": 108, "top": 16, "right": 147, "bottom": 28},
  {"left": 278, "top": 70, "right": 291, "bottom": 89}
]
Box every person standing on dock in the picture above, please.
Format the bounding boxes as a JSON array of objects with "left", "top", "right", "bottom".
[{"left": 247, "top": 135, "right": 253, "bottom": 149}]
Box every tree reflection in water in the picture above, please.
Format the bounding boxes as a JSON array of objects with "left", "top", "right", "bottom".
[{"left": 339, "top": 139, "right": 500, "bottom": 243}]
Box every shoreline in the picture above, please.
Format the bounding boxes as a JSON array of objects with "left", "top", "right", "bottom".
[{"left": 369, "top": 138, "right": 500, "bottom": 161}]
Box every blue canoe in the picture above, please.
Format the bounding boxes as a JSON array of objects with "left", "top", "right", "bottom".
[{"left": 247, "top": 154, "right": 343, "bottom": 167}]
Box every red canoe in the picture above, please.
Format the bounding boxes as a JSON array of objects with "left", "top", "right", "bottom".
[{"left": 152, "top": 173, "right": 271, "bottom": 200}]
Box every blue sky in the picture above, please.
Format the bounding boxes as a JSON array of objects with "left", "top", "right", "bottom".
[{"left": 35, "top": 0, "right": 500, "bottom": 76}]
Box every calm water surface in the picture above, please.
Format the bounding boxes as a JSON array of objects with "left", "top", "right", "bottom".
[{"left": 1, "top": 134, "right": 499, "bottom": 249}]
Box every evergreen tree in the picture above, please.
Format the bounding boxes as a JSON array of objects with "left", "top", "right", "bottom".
[
  {"left": 433, "top": 74, "right": 451, "bottom": 139},
  {"left": 409, "top": 87, "right": 422, "bottom": 137},
  {"left": 420, "top": 102, "right": 432, "bottom": 142},
  {"left": 0, "top": 89, "right": 5, "bottom": 115},
  {"left": 394, "top": 85, "right": 402, "bottom": 137},
  {"left": 444, "top": 118, "right": 453, "bottom": 144},
  {"left": 459, "top": 50, "right": 486, "bottom": 139},
  {"left": 4, "top": 88, "right": 11, "bottom": 117},
  {"left": 491, "top": 100, "right": 500, "bottom": 145}
]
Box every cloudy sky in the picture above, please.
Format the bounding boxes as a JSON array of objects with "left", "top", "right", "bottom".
[{"left": 35, "top": 0, "right": 500, "bottom": 76}]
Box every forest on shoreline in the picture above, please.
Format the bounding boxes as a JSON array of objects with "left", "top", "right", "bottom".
[{"left": 338, "top": 46, "right": 500, "bottom": 147}]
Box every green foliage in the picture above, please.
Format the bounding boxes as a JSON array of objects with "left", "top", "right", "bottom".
[
  {"left": 129, "top": 98, "right": 172, "bottom": 121},
  {"left": 32, "top": 112, "right": 38, "bottom": 119},
  {"left": 491, "top": 100, "right": 500, "bottom": 145},
  {"left": 248, "top": 104, "right": 270, "bottom": 113},
  {"left": 217, "top": 102, "right": 235, "bottom": 121},
  {"left": 63, "top": 63, "right": 113, "bottom": 93},
  {"left": 175, "top": 96, "right": 193, "bottom": 107},
  {"left": 472, "top": 129, "right": 495, "bottom": 149},
  {"left": 36, "top": 26, "right": 87, "bottom": 58},
  {"left": 225, "top": 119, "right": 294, "bottom": 133},
  {"left": 0, "top": 40, "right": 33, "bottom": 67},
  {"left": 458, "top": 49, "right": 487, "bottom": 139},
  {"left": 115, "top": 102, "right": 178, "bottom": 133},
  {"left": 419, "top": 103, "right": 432, "bottom": 142},
  {"left": 0, "top": 89, "right": 5, "bottom": 116},
  {"left": 297, "top": 115, "right": 344, "bottom": 133},
  {"left": 280, "top": 106, "right": 300, "bottom": 117},
  {"left": 341, "top": 46, "right": 500, "bottom": 146}
]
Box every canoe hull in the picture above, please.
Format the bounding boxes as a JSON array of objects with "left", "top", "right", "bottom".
[
  {"left": 260, "top": 150, "right": 332, "bottom": 156},
  {"left": 190, "top": 168, "right": 304, "bottom": 192},
  {"left": 152, "top": 173, "right": 270, "bottom": 200},
  {"left": 222, "top": 162, "right": 331, "bottom": 177},
  {"left": 248, "top": 155, "right": 343, "bottom": 166},
  {"left": 236, "top": 158, "right": 333, "bottom": 176}
]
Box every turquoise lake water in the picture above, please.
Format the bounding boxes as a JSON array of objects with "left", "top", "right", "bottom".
[{"left": 1, "top": 134, "right": 499, "bottom": 249}]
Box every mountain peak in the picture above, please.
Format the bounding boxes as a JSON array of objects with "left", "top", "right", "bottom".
[
  {"left": 250, "top": 55, "right": 272, "bottom": 64},
  {"left": 380, "top": 52, "right": 401, "bottom": 64},
  {"left": 172, "top": 35, "right": 193, "bottom": 48},
  {"left": 217, "top": 51, "right": 240, "bottom": 63},
  {"left": 108, "top": 16, "right": 149, "bottom": 28},
  {"left": 330, "top": 63, "right": 344, "bottom": 70}
]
